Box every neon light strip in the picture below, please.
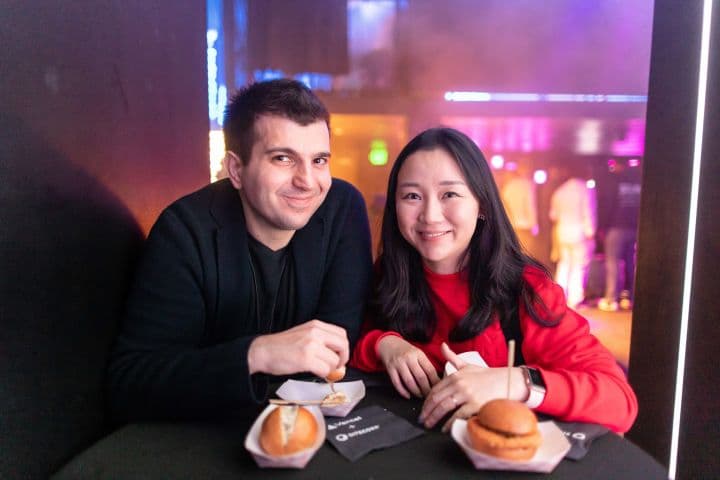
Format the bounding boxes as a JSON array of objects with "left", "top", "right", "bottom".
[
  {"left": 668, "top": 0, "right": 713, "bottom": 478},
  {"left": 444, "top": 91, "right": 647, "bottom": 103}
]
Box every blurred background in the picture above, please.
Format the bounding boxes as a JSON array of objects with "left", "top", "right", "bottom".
[{"left": 205, "top": 0, "right": 654, "bottom": 366}]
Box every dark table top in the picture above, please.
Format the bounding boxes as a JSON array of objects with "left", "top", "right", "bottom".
[{"left": 55, "top": 372, "right": 668, "bottom": 479}]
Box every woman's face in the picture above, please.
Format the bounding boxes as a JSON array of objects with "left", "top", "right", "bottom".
[{"left": 395, "top": 148, "right": 481, "bottom": 274}]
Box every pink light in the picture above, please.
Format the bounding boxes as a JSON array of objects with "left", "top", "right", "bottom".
[
  {"left": 505, "top": 161, "right": 518, "bottom": 172},
  {"left": 586, "top": 179, "right": 596, "bottom": 189},
  {"left": 610, "top": 118, "right": 646, "bottom": 156},
  {"left": 533, "top": 169, "right": 548, "bottom": 184},
  {"left": 607, "top": 158, "right": 618, "bottom": 172},
  {"left": 628, "top": 158, "right": 641, "bottom": 167},
  {"left": 490, "top": 154, "right": 504, "bottom": 170}
]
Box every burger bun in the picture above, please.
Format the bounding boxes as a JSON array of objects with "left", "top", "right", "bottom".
[
  {"left": 259, "top": 405, "right": 319, "bottom": 456},
  {"left": 466, "top": 399, "right": 542, "bottom": 461}
]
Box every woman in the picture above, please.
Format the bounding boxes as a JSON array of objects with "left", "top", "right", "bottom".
[{"left": 351, "top": 127, "right": 637, "bottom": 433}]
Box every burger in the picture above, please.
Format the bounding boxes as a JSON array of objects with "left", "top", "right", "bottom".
[
  {"left": 466, "top": 399, "right": 542, "bottom": 461},
  {"left": 259, "top": 405, "right": 318, "bottom": 456}
]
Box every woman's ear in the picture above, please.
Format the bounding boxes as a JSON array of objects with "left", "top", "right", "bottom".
[{"left": 225, "top": 151, "right": 243, "bottom": 190}]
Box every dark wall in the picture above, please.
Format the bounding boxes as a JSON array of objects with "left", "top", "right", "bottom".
[
  {"left": 0, "top": 1, "right": 209, "bottom": 233},
  {"left": 0, "top": 2, "right": 207, "bottom": 477},
  {"left": 628, "top": 0, "right": 719, "bottom": 478}
]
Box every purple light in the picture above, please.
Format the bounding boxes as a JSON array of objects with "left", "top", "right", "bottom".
[
  {"left": 628, "top": 158, "right": 641, "bottom": 167},
  {"left": 607, "top": 158, "right": 618, "bottom": 172},
  {"left": 505, "top": 161, "right": 518, "bottom": 172}
]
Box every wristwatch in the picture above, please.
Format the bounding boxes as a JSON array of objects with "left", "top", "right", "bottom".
[{"left": 520, "top": 366, "right": 546, "bottom": 408}]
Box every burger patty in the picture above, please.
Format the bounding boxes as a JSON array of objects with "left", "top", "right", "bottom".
[{"left": 470, "top": 421, "right": 542, "bottom": 449}]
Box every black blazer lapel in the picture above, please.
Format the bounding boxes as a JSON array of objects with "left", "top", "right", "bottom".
[{"left": 211, "top": 182, "right": 254, "bottom": 340}]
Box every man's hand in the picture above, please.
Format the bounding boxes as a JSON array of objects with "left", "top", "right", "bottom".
[
  {"left": 247, "top": 320, "right": 348, "bottom": 377},
  {"left": 377, "top": 336, "right": 440, "bottom": 398}
]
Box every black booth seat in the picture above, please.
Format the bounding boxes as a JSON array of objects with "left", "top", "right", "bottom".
[{"left": 0, "top": 114, "right": 144, "bottom": 479}]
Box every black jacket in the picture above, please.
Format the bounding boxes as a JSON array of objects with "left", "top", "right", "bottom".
[{"left": 108, "top": 178, "right": 372, "bottom": 421}]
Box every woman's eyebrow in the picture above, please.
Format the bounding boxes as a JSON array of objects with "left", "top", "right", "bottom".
[{"left": 398, "top": 179, "right": 466, "bottom": 188}]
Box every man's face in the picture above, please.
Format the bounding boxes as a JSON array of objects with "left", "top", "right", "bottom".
[{"left": 228, "top": 115, "right": 332, "bottom": 249}]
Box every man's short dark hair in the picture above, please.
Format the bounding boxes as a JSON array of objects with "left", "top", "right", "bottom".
[{"left": 223, "top": 79, "right": 330, "bottom": 164}]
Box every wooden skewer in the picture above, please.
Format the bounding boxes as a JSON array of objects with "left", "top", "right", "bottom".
[
  {"left": 507, "top": 339, "right": 515, "bottom": 399},
  {"left": 269, "top": 397, "right": 347, "bottom": 407}
]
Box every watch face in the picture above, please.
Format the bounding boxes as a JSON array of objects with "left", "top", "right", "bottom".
[{"left": 528, "top": 367, "right": 546, "bottom": 388}]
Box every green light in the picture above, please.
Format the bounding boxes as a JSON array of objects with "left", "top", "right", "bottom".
[{"left": 369, "top": 139, "right": 388, "bottom": 166}]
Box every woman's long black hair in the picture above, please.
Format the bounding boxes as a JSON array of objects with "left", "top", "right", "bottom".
[{"left": 372, "top": 127, "right": 557, "bottom": 342}]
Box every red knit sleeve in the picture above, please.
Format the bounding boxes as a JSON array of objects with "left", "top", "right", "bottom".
[
  {"left": 521, "top": 267, "right": 639, "bottom": 433},
  {"left": 350, "top": 328, "right": 401, "bottom": 372}
]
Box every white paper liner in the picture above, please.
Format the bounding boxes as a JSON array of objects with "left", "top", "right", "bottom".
[
  {"left": 451, "top": 419, "right": 571, "bottom": 473},
  {"left": 444, "top": 351, "right": 489, "bottom": 376},
  {"left": 244, "top": 404, "right": 326, "bottom": 469},
  {"left": 275, "top": 379, "right": 366, "bottom": 417}
]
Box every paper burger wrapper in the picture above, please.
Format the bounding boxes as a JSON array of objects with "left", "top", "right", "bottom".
[
  {"left": 444, "top": 351, "right": 489, "bottom": 376},
  {"left": 451, "top": 419, "right": 571, "bottom": 473},
  {"left": 276, "top": 379, "right": 366, "bottom": 417},
  {"left": 244, "top": 404, "right": 326, "bottom": 469}
]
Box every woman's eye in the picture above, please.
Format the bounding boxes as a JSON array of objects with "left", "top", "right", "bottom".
[
  {"left": 401, "top": 192, "right": 421, "bottom": 200},
  {"left": 443, "top": 191, "right": 460, "bottom": 198}
]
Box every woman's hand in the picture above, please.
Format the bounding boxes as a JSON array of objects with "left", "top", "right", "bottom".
[
  {"left": 419, "top": 343, "right": 527, "bottom": 432},
  {"left": 377, "top": 336, "right": 440, "bottom": 398}
]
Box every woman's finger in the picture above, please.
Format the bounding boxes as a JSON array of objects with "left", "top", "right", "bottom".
[
  {"left": 408, "top": 359, "right": 433, "bottom": 396},
  {"left": 387, "top": 367, "right": 411, "bottom": 399},
  {"left": 418, "top": 355, "right": 441, "bottom": 387},
  {"left": 422, "top": 389, "right": 459, "bottom": 428},
  {"left": 397, "top": 361, "right": 423, "bottom": 398},
  {"left": 442, "top": 403, "right": 477, "bottom": 433},
  {"left": 441, "top": 342, "right": 467, "bottom": 370}
]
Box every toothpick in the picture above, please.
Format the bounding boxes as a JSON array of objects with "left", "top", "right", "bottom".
[{"left": 507, "top": 339, "right": 515, "bottom": 399}]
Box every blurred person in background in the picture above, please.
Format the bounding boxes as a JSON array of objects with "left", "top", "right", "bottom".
[
  {"left": 501, "top": 162, "right": 538, "bottom": 256},
  {"left": 549, "top": 167, "right": 597, "bottom": 308},
  {"left": 598, "top": 162, "right": 641, "bottom": 311}
]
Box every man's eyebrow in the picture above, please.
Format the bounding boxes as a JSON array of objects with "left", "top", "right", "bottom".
[{"left": 265, "top": 147, "right": 331, "bottom": 158}]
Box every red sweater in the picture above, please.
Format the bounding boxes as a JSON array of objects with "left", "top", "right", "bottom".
[{"left": 350, "top": 266, "right": 638, "bottom": 433}]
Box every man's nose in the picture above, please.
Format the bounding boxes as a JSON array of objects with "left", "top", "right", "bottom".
[{"left": 292, "top": 161, "right": 312, "bottom": 189}]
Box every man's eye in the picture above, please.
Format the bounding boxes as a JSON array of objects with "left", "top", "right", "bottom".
[
  {"left": 273, "top": 155, "right": 292, "bottom": 163},
  {"left": 313, "top": 157, "right": 329, "bottom": 165}
]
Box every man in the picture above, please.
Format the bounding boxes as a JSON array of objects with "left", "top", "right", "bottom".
[
  {"left": 549, "top": 169, "right": 596, "bottom": 308},
  {"left": 108, "top": 79, "right": 373, "bottom": 421}
]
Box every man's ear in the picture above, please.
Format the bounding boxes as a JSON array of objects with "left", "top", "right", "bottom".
[{"left": 225, "top": 151, "right": 243, "bottom": 190}]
